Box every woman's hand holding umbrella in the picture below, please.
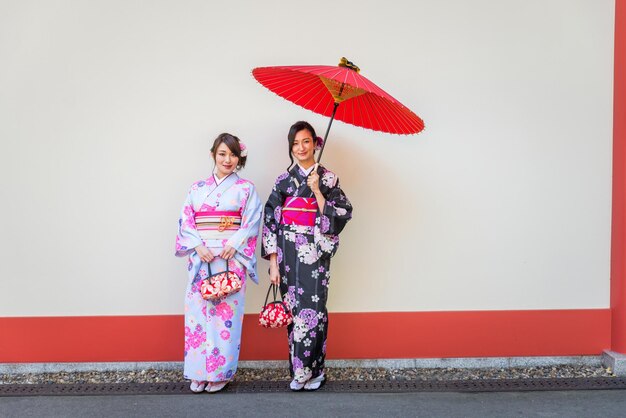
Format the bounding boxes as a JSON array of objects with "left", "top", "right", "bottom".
[{"left": 307, "top": 164, "right": 326, "bottom": 212}]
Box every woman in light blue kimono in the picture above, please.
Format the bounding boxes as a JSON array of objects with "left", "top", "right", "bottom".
[{"left": 175, "top": 133, "right": 262, "bottom": 393}]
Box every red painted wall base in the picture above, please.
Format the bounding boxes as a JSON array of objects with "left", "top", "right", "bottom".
[{"left": 0, "top": 310, "right": 610, "bottom": 363}]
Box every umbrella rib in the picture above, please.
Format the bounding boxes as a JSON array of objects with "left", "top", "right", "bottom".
[
  {"left": 368, "top": 95, "right": 390, "bottom": 133},
  {"left": 281, "top": 76, "right": 328, "bottom": 105},
  {"left": 384, "top": 96, "right": 416, "bottom": 134},
  {"left": 376, "top": 95, "right": 407, "bottom": 133},
  {"left": 357, "top": 93, "right": 377, "bottom": 132},
  {"left": 390, "top": 98, "right": 423, "bottom": 133},
  {"left": 370, "top": 91, "right": 415, "bottom": 134}
]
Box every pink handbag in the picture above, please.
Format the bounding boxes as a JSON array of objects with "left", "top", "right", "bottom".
[
  {"left": 259, "top": 284, "right": 293, "bottom": 328},
  {"left": 200, "top": 260, "right": 242, "bottom": 301}
]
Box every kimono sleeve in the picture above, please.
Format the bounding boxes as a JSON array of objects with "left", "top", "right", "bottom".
[
  {"left": 226, "top": 183, "right": 262, "bottom": 257},
  {"left": 318, "top": 173, "right": 353, "bottom": 236},
  {"left": 261, "top": 179, "right": 284, "bottom": 259},
  {"left": 175, "top": 189, "right": 203, "bottom": 257}
]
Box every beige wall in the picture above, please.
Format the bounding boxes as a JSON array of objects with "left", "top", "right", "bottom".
[{"left": 0, "top": 0, "right": 614, "bottom": 316}]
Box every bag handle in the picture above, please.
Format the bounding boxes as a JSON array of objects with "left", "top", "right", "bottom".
[
  {"left": 205, "top": 256, "right": 230, "bottom": 280},
  {"left": 263, "top": 283, "right": 280, "bottom": 306}
]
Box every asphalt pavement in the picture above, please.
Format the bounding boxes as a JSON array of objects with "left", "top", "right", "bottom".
[{"left": 2, "top": 390, "right": 626, "bottom": 418}]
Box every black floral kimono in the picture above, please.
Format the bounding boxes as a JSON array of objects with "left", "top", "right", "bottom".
[{"left": 262, "top": 164, "right": 352, "bottom": 382}]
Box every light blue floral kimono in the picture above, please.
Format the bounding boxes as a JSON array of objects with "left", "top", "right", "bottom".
[{"left": 175, "top": 173, "right": 262, "bottom": 382}]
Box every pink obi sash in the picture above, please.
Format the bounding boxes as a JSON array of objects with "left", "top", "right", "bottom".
[
  {"left": 281, "top": 197, "right": 317, "bottom": 227},
  {"left": 195, "top": 211, "right": 241, "bottom": 240}
]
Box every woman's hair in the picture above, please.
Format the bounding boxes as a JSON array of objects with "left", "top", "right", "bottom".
[
  {"left": 210, "top": 132, "right": 246, "bottom": 169},
  {"left": 287, "top": 121, "right": 317, "bottom": 170}
]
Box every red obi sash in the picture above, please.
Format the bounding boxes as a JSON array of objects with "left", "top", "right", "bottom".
[{"left": 281, "top": 197, "right": 317, "bottom": 227}]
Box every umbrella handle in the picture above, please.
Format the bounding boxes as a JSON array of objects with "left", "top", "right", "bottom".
[{"left": 316, "top": 102, "right": 339, "bottom": 163}]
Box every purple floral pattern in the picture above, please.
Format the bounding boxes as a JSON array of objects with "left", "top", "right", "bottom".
[{"left": 261, "top": 164, "right": 352, "bottom": 381}]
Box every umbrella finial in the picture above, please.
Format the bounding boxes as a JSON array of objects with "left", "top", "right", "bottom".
[{"left": 339, "top": 57, "right": 360, "bottom": 73}]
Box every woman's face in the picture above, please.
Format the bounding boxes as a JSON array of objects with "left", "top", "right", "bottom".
[
  {"left": 292, "top": 129, "right": 315, "bottom": 166},
  {"left": 213, "top": 142, "right": 239, "bottom": 178}
]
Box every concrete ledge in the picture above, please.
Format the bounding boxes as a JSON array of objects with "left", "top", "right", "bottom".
[
  {"left": 0, "top": 356, "right": 602, "bottom": 375},
  {"left": 602, "top": 350, "right": 626, "bottom": 376}
]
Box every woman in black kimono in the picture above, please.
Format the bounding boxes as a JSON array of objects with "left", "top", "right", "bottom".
[{"left": 262, "top": 121, "right": 353, "bottom": 391}]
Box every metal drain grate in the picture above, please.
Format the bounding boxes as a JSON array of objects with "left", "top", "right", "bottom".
[{"left": 2, "top": 378, "right": 626, "bottom": 397}]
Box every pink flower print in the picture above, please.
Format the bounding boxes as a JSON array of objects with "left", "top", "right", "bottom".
[
  {"left": 240, "top": 195, "right": 249, "bottom": 210},
  {"left": 215, "top": 302, "right": 234, "bottom": 321},
  {"left": 298, "top": 288, "right": 304, "bottom": 295},
  {"left": 231, "top": 264, "right": 245, "bottom": 279},
  {"left": 199, "top": 204, "right": 216, "bottom": 211},
  {"left": 185, "top": 326, "right": 206, "bottom": 349},
  {"left": 202, "top": 304, "right": 207, "bottom": 317},
  {"left": 217, "top": 355, "right": 226, "bottom": 366},
  {"left": 220, "top": 330, "right": 231, "bottom": 340},
  {"left": 304, "top": 350, "right": 311, "bottom": 357},
  {"left": 206, "top": 356, "right": 219, "bottom": 373},
  {"left": 244, "top": 236, "right": 257, "bottom": 257},
  {"left": 209, "top": 308, "right": 217, "bottom": 316},
  {"left": 183, "top": 204, "right": 195, "bottom": 220},
  {"left": 212, "top": 347, "right": 220, "bottom": 356},
  {"left": 285, "top": 265, "right": 290, "bottom": 273}
]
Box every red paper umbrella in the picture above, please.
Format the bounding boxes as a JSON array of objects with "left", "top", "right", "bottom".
[{"left": 252, "top": 57, "right": 424, "bottom": 161}]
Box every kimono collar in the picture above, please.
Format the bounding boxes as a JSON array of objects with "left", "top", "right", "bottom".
[
  {"left": 297, "top": 164, "right": 315, "bottom": 177},
  {"left": 195, "top": 172, "right": 240, "bottom": 211},
  {"left": 213, "top": 172, "right": 229, "bottom": 185}
]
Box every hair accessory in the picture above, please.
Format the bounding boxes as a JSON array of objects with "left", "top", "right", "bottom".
[
  {"left": 239, "top": 141, "right": 248, "bottom": 157},
  {"left": 315, "top": 136, "right": 324, "bottom": 151}
]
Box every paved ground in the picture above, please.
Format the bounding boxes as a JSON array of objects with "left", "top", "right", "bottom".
[{"left": 2, "top": 390, "right": 626, "bottom": 418}]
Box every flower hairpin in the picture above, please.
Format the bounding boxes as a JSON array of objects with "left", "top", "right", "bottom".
[
  {"left": 239, "top": 141, "right": 248, "bottom": 157},
  {"left": 315, "top": 136, "right": 324, "bottom": 151}
]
